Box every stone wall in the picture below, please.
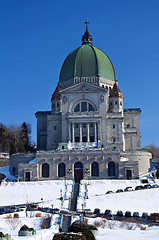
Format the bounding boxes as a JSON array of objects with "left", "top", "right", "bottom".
[
  {"left": 121, "top": 150, "right": 151, "bottom": 177},
  {"left": 9, "top": 153, "right": 36, "bottom": 176}
]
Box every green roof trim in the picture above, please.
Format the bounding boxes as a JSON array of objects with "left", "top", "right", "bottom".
[{"left": 59, "top": 43, "right": 116, "bottom": 82}]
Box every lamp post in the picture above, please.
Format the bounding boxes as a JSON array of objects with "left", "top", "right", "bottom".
[
  {"left": 51, "top": 204, "right": 54, "bottom": 214},
  {"left": 81, "top": 203, "right": 84, "bottom": 213},
  {"left": 64, "top": 176, "right": 67, "bottom": 187},
  {"left": 60, "top": 189, "right": 63, "bottom": 200}
]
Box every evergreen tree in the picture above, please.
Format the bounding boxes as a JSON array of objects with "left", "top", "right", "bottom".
[
  {"left": 9, "top": 132, "right": 17, "bottom": 155},
  {"left": 19, "top": 122, "right": 31, "bottom": 152},
  {"left": 0, "top": 123, "right": 9, "bottom": 152}
]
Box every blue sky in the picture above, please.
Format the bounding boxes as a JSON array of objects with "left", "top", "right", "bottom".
[{"left": 0, "top": 0, "right": 159, "bottom": 147}]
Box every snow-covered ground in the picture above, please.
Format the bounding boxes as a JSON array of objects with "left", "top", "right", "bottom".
[
  {"left": 0, "top": 166, "right": 159, "bottom": 239},
  {"left": 78, "top": 179, "right": 159, "bottom": 215}
]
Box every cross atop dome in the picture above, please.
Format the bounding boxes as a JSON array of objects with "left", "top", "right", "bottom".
[
  {"left": 84, "top": 20, "right": 89, "bottom": 29},
  {"left": 82, "top": 20, "right": 93, "bottom": 45}
]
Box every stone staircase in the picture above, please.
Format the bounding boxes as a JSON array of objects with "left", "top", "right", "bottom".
[
  {"left": 61, "top": 181, "right": 80, "bottom": 232},
  {"left": 69, "top": 182, "right": 80, "bottom": 211}
]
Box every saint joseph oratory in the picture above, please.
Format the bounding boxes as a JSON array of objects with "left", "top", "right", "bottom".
[{"left": 17, "top": 22, "right": 151, "bottom": 181}]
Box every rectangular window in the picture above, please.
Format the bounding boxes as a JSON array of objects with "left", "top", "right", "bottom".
[
  {"left": 115, "top": 101, "right": 117, "bottom": 105},
  {"left": 113, "top": 137, "right": 116, "bottom": 143},
  {"left": 90, "top": 136, "right": 95, "bottom": 142},
  {"left": 113, "top": 124, "right": 115, "bottom": 129},
  {"left": 81, "top": 102, "right": 87, "bottom": 112},
  {"left": 75, "top": 136, "right": 79, "bottom": 142},
  {"left": 83, "top": 123, "right": 86, "bottom": 128},
  {"left": 82, "top": 136, "right": 87, "bottom": 142},
  {"left": 75, "top": 124, "right": 79, "bottom": 128},
  {"left": 127, "top": 124, "right": 130, "bottom": 128},
  {"left": 54, "top": 126, "right": 57, "bottom": 130}
]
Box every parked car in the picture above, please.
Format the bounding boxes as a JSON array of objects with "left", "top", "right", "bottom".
[
  {"left": 107, "top": 214, "right": 114, "bottom": 220},
  {"left": 26, "top": 204, "right": 39, "bottom": 211},
  {"left": 9, "top": 206, "right": 17, "bottom": 212},
  {"left": 50, "top": 208, "right": 60, "bottom": 214},
  {"left": 104, "top": 209, "right": 112, "bottom": 216},
  {"left": 116, "top": 210, "right": 123, "bottom": 217},
  {"left": 41, "top": 207, "right": 50, "bottom": 213},
  {"left": 125, "top": 211, "right": 131, "bottom": 217},
  {"left": 116, "top": 189, "right": 123, "bottom": 193},
  {"left": 133, "top": 212, "right": 139, "bottom": 218},
  {"left": 124, "top": 187, "right": 133, "bottom": 192},
  {"left": 142, "top": 212, "right": 148, "bottom": 219},
  {"left": 106, "top": 190, "right": 114, "bottom": 194},
  {"left": 135, "top": 185, "right": 144, "bottom": 190},
  {"left": 93, "top": 208, "right": 100, "bottom": 214},
  {"left": 0, "top": 208, "right": 5, "bottom": 215},
  {"left": 152, "top": 184, "right": 159, "bottom": 188},
  {"left": 96, "top": 213, "right": 103, "bottom": 218},
  {"left": 143, "top": 184, "right": 152, "bottom": 189}
]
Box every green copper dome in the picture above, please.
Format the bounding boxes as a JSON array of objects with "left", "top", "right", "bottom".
[{"left": 59, "top": 24, "right": 116, "bottom": 83}]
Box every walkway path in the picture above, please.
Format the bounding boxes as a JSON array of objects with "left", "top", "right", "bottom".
[{"left": 61, "top": 181, "right": 80, "bottom": 232}]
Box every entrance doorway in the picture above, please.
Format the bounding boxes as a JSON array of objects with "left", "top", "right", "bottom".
[
  {"left": 25, "top": 172, "right": 30, "bottom": 181},
  {"left": 74, "top": 161, "right": 83, "bottom": 182},
  {"left": 126, "top": 170, "right": 132, "bottom": 180}
]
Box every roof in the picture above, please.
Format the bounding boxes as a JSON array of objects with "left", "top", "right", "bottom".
[
  {"left": 59, "top": 25, "right": 116, "bottom": 83},
  {"left": 51, "top": 82, "right": 61, "bottom": 101},
  {"left": 109, "top": 81, "right": 123, "bottom": 98}
]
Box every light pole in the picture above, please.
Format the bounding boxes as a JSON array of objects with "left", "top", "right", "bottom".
[
  {"left": 51, "top": 204, "right": 54, "bottom": 214},
  {"left": 81, "top": 203, "right": 84, "bottom": 212},
  {"left": 60, "top": 189, "right": 63, "bottom": 200}
]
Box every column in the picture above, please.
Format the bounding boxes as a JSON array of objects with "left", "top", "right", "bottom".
[
  {"left": 68, "top": 122, "right": 71, "bottom": 142},
  {"left": 98, "top": 122, "right": 100, "bottom": 141},
  {"left": 94, "top": 122, "right": 97, "bottom": 142},
  {"left": 87, "top": 123, "right": 90, "bottom": 142},
  {"left": 72, "top": 123, "right": 75, "bottom": 143},
  {"left": 80, "top": 123, "right": 82, "bottom": 142}
]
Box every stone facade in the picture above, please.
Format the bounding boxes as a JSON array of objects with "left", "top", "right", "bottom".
[
  {"left": 17, "top": 149, "right": 151, "bottom": 181},
  {"left": 14, "top": 24, "right": 152, "bottom": 181}
]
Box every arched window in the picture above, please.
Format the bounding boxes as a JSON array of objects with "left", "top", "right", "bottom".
[
  {"left": 74, "top": 102, "right": 95, "bottom": 112},
  {"left": 108, "top": 161, "right": 115, "bottom": 177},
  {"left": 91, "top": 162, "right": 99, "bottom": 177},
  {"left": 58, "top": 163, "right": 66, "bottom": 177},
  {"left": 42, "top": 163, "right": 49, "bottom": 178}
]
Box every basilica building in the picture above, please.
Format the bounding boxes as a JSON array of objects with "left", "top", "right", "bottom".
[{"left": 16, "top": 22, "right": 151, "bottom": 181}]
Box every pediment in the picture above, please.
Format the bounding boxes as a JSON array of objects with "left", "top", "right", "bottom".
[{"left": 60, "top": 82, "right": 107, "bottom": 95}]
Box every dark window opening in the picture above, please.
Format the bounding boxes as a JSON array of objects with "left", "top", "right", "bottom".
[
  {"left": 75, "top": 136, "right": 79, "bottom": 142},
  {"left": 91, "top": 162, "right": 99, "bottom": 177},
  {"left": 58, "top": 163, "right": 66, "bottom": 177},
  {"left": 108, "top": 161, "right": 115, "bottom": 176},
  {"left": 74, "top": 104, "right": 80, "bottom": 112},
  {"left": 82, "top": 136, "right": 87, "bottom": 142},
  {"left": 89, "top": 103, "right": 94, "bottom": 111},
  {"left": 81, "top": 102, "right": 87, "bottom": 112},
  {"left": 42, "top": 163, "right": 49, "bottom": 178},
  {"left": 90, "top": 136, "right": 95, "bottom": 142}
]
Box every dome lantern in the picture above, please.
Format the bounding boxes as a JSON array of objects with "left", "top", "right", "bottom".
[{"left": 82, "top": 20, "right": 93, "bottom": 45}]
